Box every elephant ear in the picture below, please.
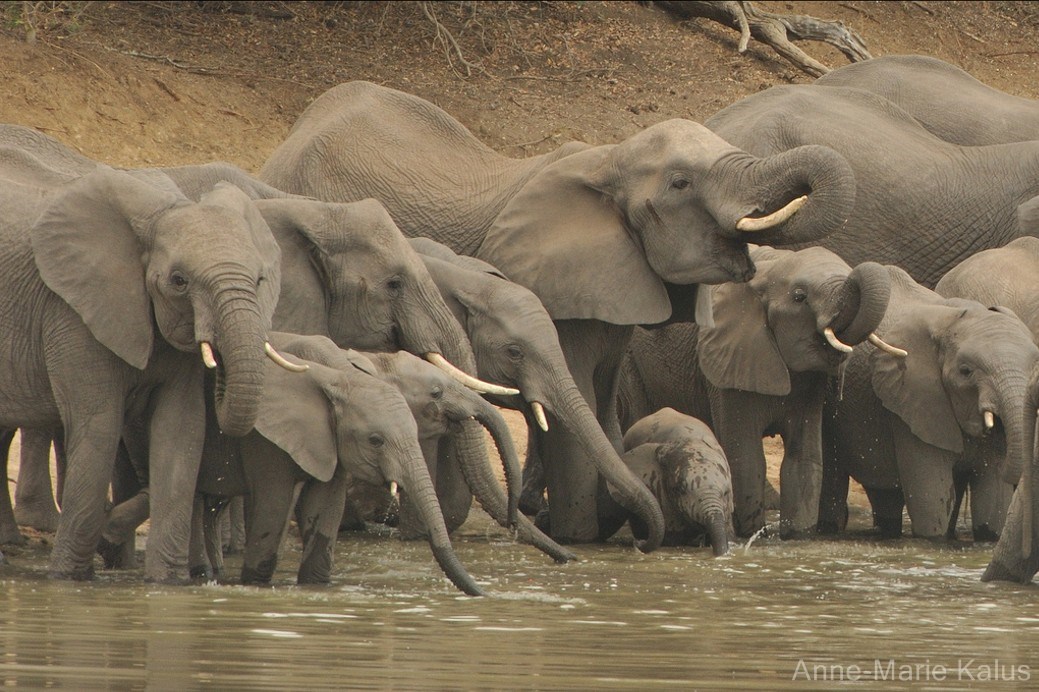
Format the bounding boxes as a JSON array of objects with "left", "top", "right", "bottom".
[
  {"left": 1018, "top": 194, "right": 1039, "bottom": 236},
  {"left": 477, "top": 146, "right": 671, "bottom": 325},
  {"left": 254, "top": 359, "right": 339, "bottom": 482},
  {"left": 871, "top": 304, "right": 962, "bottom": 453},
  {"left": 410, "top": 236, "right": 507, "bottom": 279},
  {"left": 697, "top": 269, "right": 790, "bottom": 396},
  {"left": 200, "top": 182, "right": 283, "bottom": 327},
  {"left": 30, "top": 166, "right": 186, "bottom": 370}
]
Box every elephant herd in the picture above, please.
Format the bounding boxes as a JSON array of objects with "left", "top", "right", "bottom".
[{"left": 2, "top": 53, "right": 1039, "bottom": 595}]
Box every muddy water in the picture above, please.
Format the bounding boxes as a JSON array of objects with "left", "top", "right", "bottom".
[{"left": 3, "top": 510, "right": 1038, "bottom": 690}]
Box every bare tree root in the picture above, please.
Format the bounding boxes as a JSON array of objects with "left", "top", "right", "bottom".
[{"left": 652, "top": 1, "right": 872, "bottom": 77}]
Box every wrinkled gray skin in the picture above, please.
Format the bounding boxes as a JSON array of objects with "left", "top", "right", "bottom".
[
  {"left": 189, "top": 333, "right": 484, "bottom": 595},
  {"left": 352, "top": 350, "right": 577, "bottom": 564},
  {"left": 615, "top": 408, "right": 735, "bottom": 555},
  {"left": 259, "top": 80, "right": 856, "bottom": 548},
  {"left": 820, "top": 267, "right": 1039, "bottom": 543},
  {"left": 409, "top": 237, "right": 658, "bottom": 549},
  {"left": 0, "top": 138, "right": 282, "bottom": 583},
  {"left": 50, "top": 161, "right": 487, "bottom": 567},
  {"left": 707, "top": 84, "right": 1039, "bottom": 289},
  {"left": 815, "top": 55, "right": 1039, "bottom": 146},
  {"left": 618, "top": 246, "right": 892, "bottom": 538},
  {"left": 933, "top": 238, "right": 1039, "bottom": 582}
]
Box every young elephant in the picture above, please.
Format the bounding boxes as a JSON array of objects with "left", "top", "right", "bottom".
[
  {"left": 347, "top": 350, "right": 577, "bottom": 564},
  {"left": 613, "top": 408, "right": 735, "bottom": 555},
  {"left": 192, "top": 333, "right": 485, "bottom": 596},
  {"left": 618, "top": 245, "right": 895, "bottom": 539},
  {"left": 820, "top": 267, "right": 1039, "bottom": 542}
]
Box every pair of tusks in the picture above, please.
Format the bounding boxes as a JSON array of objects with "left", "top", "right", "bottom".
[
  {"left": 423, "top": 354, "right": 552, "bottom": 433},
  {"left": 736, "top": 195, "right": 808, "bottom": 232},
  {"left": 822, "top": 328, "right": 909, "bottom": 358},
  {"left": 200, "top": 341, "right": 310, "bottom": 373}
]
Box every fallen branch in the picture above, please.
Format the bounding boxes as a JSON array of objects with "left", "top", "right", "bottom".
[
  {"left": 420, "top": 1, "right": 487, "bottom": 78},
  {"left": 652, "top": 0, "right": 872, "bottom": 77}
]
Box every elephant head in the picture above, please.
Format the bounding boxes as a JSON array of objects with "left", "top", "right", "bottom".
[
  {"left": 250, "top": 341, "right": 485, "bottom": 596},
  {"left": 697, "top": 246, "right": 895, "bottom": 395},
  {"left": 410, "top": 239, "right": 667, "bottom": 552},
  {"left": 871, "top": 269, "right": 1039, "bottom": 537},
  {"left": 30, "top": 167, "right": 284, "bottom": 436},
  {"left": 620, "top": 408, "right": 735, "bottom": 556},
  {"left": 252, "top": 197, "right": 507, "bottom": 394},
  {"left": 477, "top": 119, "right": 856, "bottom": 326}
]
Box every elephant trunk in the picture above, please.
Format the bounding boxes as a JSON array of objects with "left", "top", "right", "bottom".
[
  {"left": 717, "top": 144, "right": 856, "bottom": 247},
  {"left": 831, "top": 261, "right": 892, "bottom": 345},
  {"left": 210, "top": 286, "right": 268, "bottom": 437},
  {"left": 400, "top": 443, "right": 485, "bottom": 596},
  {"left": 548, "top": 381, "right": 666, "bottom": 552},
  {"left": 1002, "top": 367, "right": 1039, "bottom": 559},
  {"left": 472, "top": 400, "right": 523, "bottom": 527},
  {"left": 399, "top": 281, "right": 481, "bottom": 376},
  {"left": 707, "top": 512, "right": 730, "bottom": 557}
]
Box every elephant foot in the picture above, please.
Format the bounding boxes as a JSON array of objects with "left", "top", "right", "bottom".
[
  {"left": 971, "top": 524, "right": 1000, "bottom": 543},
  {"left": 816, "top": 520, "right": 840, "bottom": 535},
  {"left": 96, "top": 536, "right": 125, "bottom": 569},
  {"left": 779, "top": 526, "right": 816, "bottom": 541},
  {"left": 762, "top": 482, "right": 781, "bottom": 512},
  {"left": 47, "top": 564, "right": 95, "bottom": 581},
  {"left": 875, "top": 517, "right": 903, "bottom": 539},
  {"left": 189, "top": 564, "right": 218, "bottom": 582},
  {"left": 0, "top": 525, "right": 27, "bottom": 546},
  {"left": 519, "top": 486, "right": 547, "bottom": 517},
  {"left": 13, "top": 502, "right": 60, "bottom": 534},
  {"left": 981, "top": 559, "right": 1032, "bottom": 584}
]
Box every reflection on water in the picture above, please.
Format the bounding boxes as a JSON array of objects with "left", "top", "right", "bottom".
[{"left": 2, "top": 511, "right": 1038, "bottom": 689}]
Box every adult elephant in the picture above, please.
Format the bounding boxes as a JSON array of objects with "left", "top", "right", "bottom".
[
  {"left": 259, "top": 80, "right": 856, "bottom": 547},
  {"left": 191, "top": 335, "right": 484, "bottom": 595},
  {"left": 933, "top": 237, "right": 1039, "bottom": 581},
  {"left": 820, "top": 266, "right": 1039, "bottom": 541},
  {"left": 815, "top": 55, "right": 1039, "bottom": 146},
  {"left": 618, "top": 246, "right": 895, "bottom": 538},
  {"left": 706, "top": 84, "right": 1039, "bottom": 288},
  {"left": 0, "top": 151, "right": 285, "bottom": 583}
]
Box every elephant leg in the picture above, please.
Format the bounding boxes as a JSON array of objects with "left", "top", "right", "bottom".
[
  {"left": 297, "top": 472, "right": 349, "bottom": 585},
  {"left": 0, "top": 429, "right": 26, "bottom": 545},
  {"left": 202, "top": 496, "right": 229, "bottom": 579},
  {"left": 968, "top": 465, "right": 1014, "bottom": 542},
  {"left": 224, "top": 495, "right": 246, "bottom": 554},
  {"left": 13, "top": 428, "right": 60, "bottom": 533},
  {"left": 892, "top": 421, "right": 957, "bottom": 538},
  {"left": 189, "top": 495, "right": 213, "bottom": 580},
  {"left": 946, "top": 474, "right": 969, "bottom": 539},
  {"left": 864, "top": 487, "right": 905, "bottom": 538},
  {"left": 778, "top": 380, "right": 826, "bottom": 539},
  {"left": 98, "top": 440, "right": 145, "bottom": 570},
  {"left": 713, "top": 392, "right": 768, "bottom": 538},
  {"left": 817, "top": 464, "right": 850, "bottom": 535},
  {"left": 241, "top": 442, "right": 302, "bottom": 585}
]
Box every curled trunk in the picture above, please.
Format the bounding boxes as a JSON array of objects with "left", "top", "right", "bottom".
[
  {"left": 401, "top": 444, "right": 485, "bottom": 596},
  {"left": 713, "top": 144, "right": 856, "bottom": 247},
  {"left": 831, "top": 261, "right": 891, "bottom": 344}
]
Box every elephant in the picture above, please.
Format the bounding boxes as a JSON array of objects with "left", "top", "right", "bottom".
[
  {"left": 705, "top": 83, "right": 1039, "bottom": 288},
  {"left": 815, "top": 55, "right": 1039, "bottom": 146},
  {"left": 258, "top": 80, "right": 856, "bottom": 548},
  {"left": 189, "top": 333, "right": 484, "bottom": 595},
  {"left": 0, "top": 145, "right": 288, "bottom": 583},
  {"left": 618, "top": 245, "right": 895, "bottom": 538},
  {"left": 354, "top": 349, "right": 577, "bottom": 564},
  {"left": 819, "top": 266, "right": 1039, "bottom": 542},
  {"left": 931, "top": 237, "right": 1039, "bottom": 581},
  {"left": 613, "top": 408, "right": 735, "bottom": 555}
]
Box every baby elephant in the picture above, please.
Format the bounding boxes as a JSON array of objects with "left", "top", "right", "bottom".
[{"left": 613, "top": 408, "right": 735, "bottom": 555}]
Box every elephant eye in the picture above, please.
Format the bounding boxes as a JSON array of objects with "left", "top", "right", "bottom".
[
  {"left": 958, "top": 364, "right": 973, "bottom": 378},
  {"left": 170, "top": 271, "right": 189, "bottom": 291},
  {"left": 386, "top": 276, "right": 404, "bottom": 293},
  {"left": 506, "top": 344, "right": 523, "bottom": 360},
  {"left": 431, "top": 386, "right": 443, "bottom": 400},
  {"left": 670, "top": 178, "right": 690, "bottom": 190},
  {"left": 792, "top": 288, "right": 807, "bottom": 303},
  {"left": 368, "top": 433, "right": 385, "bottom": 448}
]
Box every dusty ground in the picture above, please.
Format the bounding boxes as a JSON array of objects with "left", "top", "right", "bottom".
[{"left": 4, "top": 1, "right": 1039, "bottom": 541}]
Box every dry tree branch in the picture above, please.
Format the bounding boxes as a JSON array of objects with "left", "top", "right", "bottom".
[
  {"left": 653, "top": 0, "right": 872, "bottom": 77},
  {"left": 420, "top": 1, "right": 487, "bottom": 78}
]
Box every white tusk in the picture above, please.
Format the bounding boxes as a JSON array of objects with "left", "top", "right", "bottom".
[
  {"left": 265, "top": 342, "right": 309, "bottom": 372},
  {"left": 823, "top": 327, "right": 854, "bottom": 353},
  {"left": 389, "top": 481, "right": 399, "bottom": 502},
  {"left": 425, "top": 353, "right": 519, "bottom": 396},
  {"left": 736, "top": 195, "right": 808, "bottom": 232},
  {"left": 869, "top": 333, "right": 908, "bottom": 358},
  {"left": 201, "top": 342, "right": 218, "bottom": 369},
  {"left": 531, "top": 401, "right": 549, "bottom": 432},
  {"left": 984, "top": 410, "right": 995, "bottom": 430}
]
